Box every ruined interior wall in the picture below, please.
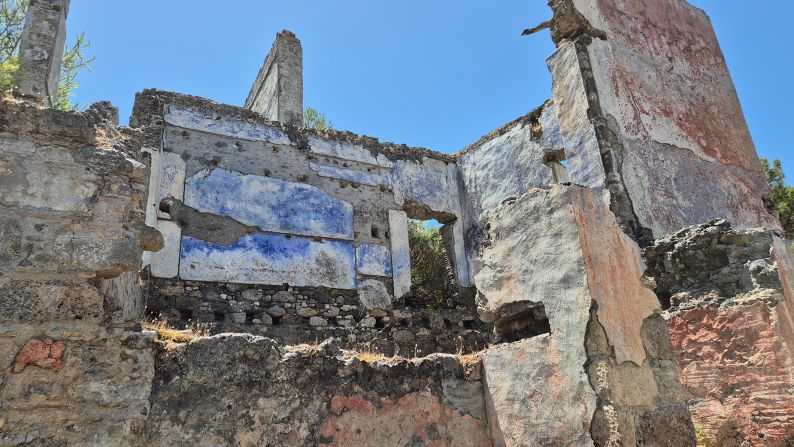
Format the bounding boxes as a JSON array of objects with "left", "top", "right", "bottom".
[
  {"left": 455, "top": 101, "right": 563, "bottom": 276},
  {"left": 645, "top": 221, "right": 794, "bottom": 444},
  {"left": 133, "top": 335, "right": 492, "bottom": 446},
  {"left": 132, "top": 90, "right": 486, "bottom": 355},
  {"left": 555, "top": 0, "right": 780, "bottom": 239},
  {"left": 0, "top": 99, "right": 158, "bottom": 446},
  {"left": 472, "top": 185, "right": 692, "bottom": 446}
]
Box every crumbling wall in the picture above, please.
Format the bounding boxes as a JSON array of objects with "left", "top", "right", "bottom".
[
  {"left": 133, "top": 335, "right": 491, "bottom": 446},
  {"left": 0, "top": 98, "right": 159, "bottom": 445},
  {"left": 455, "top": 101, "right": 564, "bottom": 271},
  {"left": 472, "top": 185, "right": 693, "bottom": 446},
  {"left": 547, "top": 0, "right": 780, "bottom": 242},
  {"left": 132, "top": 90, "right": 485, "bottom": 355},
  {"left": 644, "top": 221, "right": 794, "bottom": 444}
]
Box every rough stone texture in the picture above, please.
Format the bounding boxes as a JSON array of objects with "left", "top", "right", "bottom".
[
  {"left": 11, "top": 337, "right": 65, "bottom": 373},
  {"left": 549, "top": 0, "right": 780, "bottom": 239},
  {"left": 143, "top": 278, "right": 493, "bottom": 357},
  {"left": 0, "top": 97, "right": 159, "bottom": 446},
  {"left": 646, "top": 222, "right": 794, "bottom": 444},
  {"left": 14, "top": 0, "right": 70, "bottom": 106},
  {"left": 0, "top": 99, "right": 162, "bottom": 277},
  {"left": 134, "top": 335, "right": 490, "bottom": 446},
  {"left": 244, "top": 30, "right": 304, "bottom": 126}
]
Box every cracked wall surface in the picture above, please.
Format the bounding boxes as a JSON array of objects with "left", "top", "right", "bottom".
[
  {"left": 549, "top": 0, "right": 780, "bottom": 241},
  {"left": 470, "top": 185, "right": 692, "bottom": 446}
]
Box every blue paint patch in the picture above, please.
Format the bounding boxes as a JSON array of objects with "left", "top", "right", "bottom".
[
  {"left": 180, "top": 234, "right": 356, "bottom": 289},
  {"left": 184, "top": 169, "right": 355, "bottom": 240},
  {"left": 356, "top": 244, "right": 393, "bottom": 277},
  {"left": 165, "top": 105, "right": 291, "bottom": 144}
]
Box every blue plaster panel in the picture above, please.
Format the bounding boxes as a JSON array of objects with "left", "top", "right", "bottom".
[
  {"left": 164, "top": 104, "right": 291, "bottom": 145},
  {"left": 184, "top": 168, "right": 354, "bottom": 240},
  {"left": 309, "top": 162, "right": 380, "bottom": 186},
  {"left": 356, "top": 244, "right": 392, "bottom": 277},
  {"left": 179, "top": 234, "right": 356, "bottom": 289}
]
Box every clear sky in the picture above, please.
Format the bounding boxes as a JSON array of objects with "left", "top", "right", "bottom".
[{"left": 67, "top": 1, "right": 791, "bottom": 178}]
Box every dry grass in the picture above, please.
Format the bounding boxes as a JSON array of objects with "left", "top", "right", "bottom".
[
  {"left": 142, "top": 318, "right": 209, "bottom": 344},
  {"left": 356, "top": 351, "right": 395, "bottom": 364},
  {"left": 456, "top": 352, "right": 483, "bottom": 367}
]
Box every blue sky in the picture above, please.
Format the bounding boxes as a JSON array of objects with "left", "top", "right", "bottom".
[{"left": 68, "top": 1, "right": 791, "bottom": 179}]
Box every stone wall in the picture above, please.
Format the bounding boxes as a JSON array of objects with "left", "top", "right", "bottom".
[
  {"left": 132, "top": 336, "right": 491, "bottom": 446},
  {"left": 644, "top": 221, "right": 794, "bottom": 444},
  {"left": 132, "top": 89, "right": 484, "bottom": 354},
  {"left": 0, "top": 99, "right": 159, "bottom": 446}
]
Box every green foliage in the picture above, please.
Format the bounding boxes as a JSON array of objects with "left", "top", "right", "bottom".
[
  {"left": 55, "top": 32, "right": 93, "bottom": 110},
  {"left": 408, "top": 219, "right": 448, "bottom": 309},
  {"left": 761, "top": 158, "right": 794, "bottom": 242},
  {"left": 694, "top": 424, "right": 711, "bottom": 447},
  {"left": 304, "top": 107, "right": 333, "bottom": 131},
  {"left": 0, "top": 0, "right": 93, "bottom": 110}
]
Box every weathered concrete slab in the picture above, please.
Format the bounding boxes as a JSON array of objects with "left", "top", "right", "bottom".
[
  {"left": 547, "top": 44, "right": 605, "bottom": 189},
  {"left": 179, "top": 234, "right": 356, "bottom": 289},
  {"left": 389, "top": 210, "right": 411, "bottom": 298},
  {"left": 572, "top": 187, "right": 659, "bottom": 365},
  {"left": 393, "top": 157, "right": 452, "bottom": 215},
  {"left": 475, "top": 187, "right": 596, "bottom": 445},
  {"left": 150, "top": 220, "right": 181, "bottom": 279},
  {"left": 164, "top": 104, "right": 291, "bottom": 144},
  {"left": 356, "top": 243, "right": 392, "bottom": 277},
  {"left": 184, "top": 168, "right": 354, "bottom": 240},
  {"left": 309, "top": 162, "right": 380, "bottom": 186},
  {"left": 308, "top": 135, "right": 393, "bottom": 168},
  {"left": 484, "top": 336, "right": 596, "bottom": 446}
]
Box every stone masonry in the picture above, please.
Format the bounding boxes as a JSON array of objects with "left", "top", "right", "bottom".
[{"left": 2, "top": 0, "right": 793, "bottom": 446}]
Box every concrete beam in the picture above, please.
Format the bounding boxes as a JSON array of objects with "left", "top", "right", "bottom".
[
  {"left": 244, "top": 30, "right": 304, "bottom": 127},
  {"left": 15, "top": 0, "right": 70, "bottom": 107}
]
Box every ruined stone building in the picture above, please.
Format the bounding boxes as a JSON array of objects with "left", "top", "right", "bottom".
[{"left": 2, "top": 0, "right": 794, "bottom": 445}]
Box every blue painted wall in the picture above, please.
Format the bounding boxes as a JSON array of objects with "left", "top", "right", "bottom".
[
  {"left": 180, "top": 234, "right": 357, "bottom": 289},
  {"left": 184, "top": 168, "right": 355, "bottom": 240}
]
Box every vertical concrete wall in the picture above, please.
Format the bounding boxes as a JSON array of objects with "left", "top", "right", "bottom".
[
  {"left": 14, "top": 0, "right": 70, "bottom": 106},
  {"left": 244, "top": 30, "right": 304, "bottom": 127},
  {"left": 473, "top": 185, "right": 693, "bottom": 446},
  {"left": 548, "top": 0, "right": 780, "bottom": 240},
  {"left": 541, "top": 1, "right": 794, "bottom": 443}
]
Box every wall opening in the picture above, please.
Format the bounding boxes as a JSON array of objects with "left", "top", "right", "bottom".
[
  {"left": 406, "top": 219, "right": 454, "bottom": 309},
  {"left": 544, "top": 149, "right": 570, "bottom": 184},
  {"left": 492, "top": 301, "right": 550, "bottom": 343}
]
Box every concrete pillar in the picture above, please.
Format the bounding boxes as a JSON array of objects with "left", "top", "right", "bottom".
[
  {"left": 15, "top": 0, "right": 71, "bottom": 107},
  {"left": 244, "top": 30, "right": 304, "bottom": 127}
]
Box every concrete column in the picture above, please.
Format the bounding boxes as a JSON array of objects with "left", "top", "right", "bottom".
[
  {"left": 244, "top": 30, "right": 304, "bottom": 127},
  {"left": 15, "top": 0, "right": 70, "bottom": 107}
]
